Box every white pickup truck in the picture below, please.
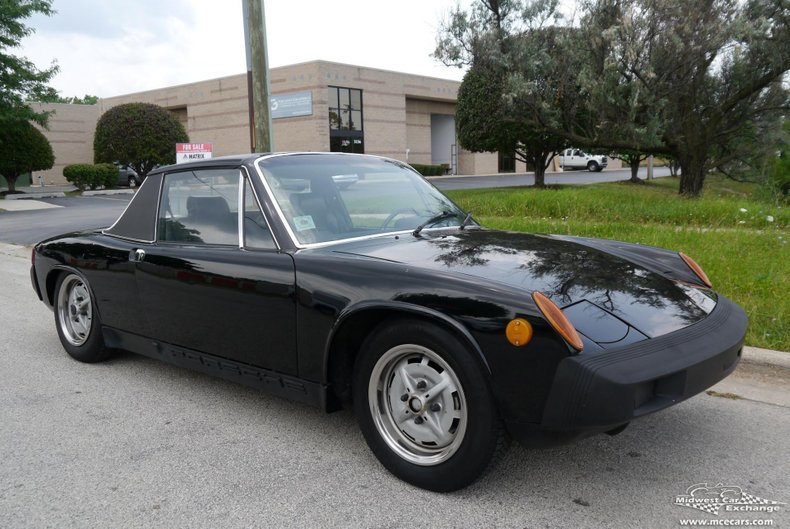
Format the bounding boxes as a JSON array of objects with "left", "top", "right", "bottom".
[{"left": 558, "top": 149, "right": 608, "bottom": 172}]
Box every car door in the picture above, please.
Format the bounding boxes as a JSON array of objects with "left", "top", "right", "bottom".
[{"left": 131, "top": 166, "right": 298, "bottom": 374}]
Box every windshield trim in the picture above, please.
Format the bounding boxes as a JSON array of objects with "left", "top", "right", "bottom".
[{"left": 252, "top": 153, "right": 469, "bottom": 250}]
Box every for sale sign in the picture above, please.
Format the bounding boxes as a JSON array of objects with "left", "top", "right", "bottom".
[{"left": 176, "top": 143, "right": 213, "bottom": 164}]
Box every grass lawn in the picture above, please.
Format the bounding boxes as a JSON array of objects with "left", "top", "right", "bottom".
[{"left": 446, "top": 175, "right": 789, "bottom": 352}]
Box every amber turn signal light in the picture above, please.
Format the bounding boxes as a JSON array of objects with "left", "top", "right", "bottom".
[
  {"left": 679, "top": 252, "right": 713, "bottom": 288},
  {"left": 531, "top": 292, "right": 584, "bottom": 352},
  {"left": 505, "top": 318, "right": 533, "bottom": 347}
]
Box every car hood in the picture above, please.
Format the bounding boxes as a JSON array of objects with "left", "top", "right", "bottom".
[{"left": 329, "top": 229, "right": 715, "bottom": 339}]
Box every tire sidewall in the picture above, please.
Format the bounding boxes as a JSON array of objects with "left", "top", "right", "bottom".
[
  {"left": 353, "top": 318, "right": 501, "bottom": 492},
  {"left": 54, "top": 271, "right": 109, "bottom": 363},
  {"left": 588, "top": 161, "right": 599, "bottom": 172}
]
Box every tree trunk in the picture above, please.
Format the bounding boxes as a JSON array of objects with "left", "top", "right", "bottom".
[
  {"left": 669, "top": 159, "right": 680, "bottom": 177},
  {"left": 533, "top": 159, "right": 546, "bottom": 187},
  {"left": 678, "top": 154, "right": 706, "bottom": 197},
  {"left": 629, "top": 158, "right": 642, "bottom": 183},
  {"left": 4, "top": 173, "right": 19, "bottom": 193}
]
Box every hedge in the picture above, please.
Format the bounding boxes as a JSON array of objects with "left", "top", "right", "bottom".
[
  {"left": 410, "top": 163, "right": 446, "bottom": 176},
  {"left": 63, "top": 163, "right": 118, "bottom": 190}
]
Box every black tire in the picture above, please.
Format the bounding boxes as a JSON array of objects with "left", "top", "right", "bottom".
[
  {"left": 587, "top": 161, "right": 600, "bottom": 172},
  {"left": 128, "top": 176, "right": 137, "bottom": 188},
  {"left": 353, "top": 318, "right": 505, "bottom": 491},
  {"left": 54, "top": 272, "right": 112, "bottom": 363}
]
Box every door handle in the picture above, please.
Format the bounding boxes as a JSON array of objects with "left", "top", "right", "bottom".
[{"left": 130, "top": 249, "right": 146, "bottom": 262}]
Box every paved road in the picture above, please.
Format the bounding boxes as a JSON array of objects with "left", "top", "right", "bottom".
[
  {"left": 0, "top": 246, "right": 787, "bottom": 529},
  {"left": 0, "top": 195, "right": 132, "bottom": 245},
  {"left": 430, "top": 167, "right": 673, "bottom": 190}
]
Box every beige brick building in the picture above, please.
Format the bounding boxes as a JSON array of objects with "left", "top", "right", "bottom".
[{"left": 32, "top": 60, "right": 538, "bottom": 185}]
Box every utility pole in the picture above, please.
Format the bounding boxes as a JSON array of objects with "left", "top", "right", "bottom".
[{"left": 242, "top": 0, "right": 273, "bottom": 153}]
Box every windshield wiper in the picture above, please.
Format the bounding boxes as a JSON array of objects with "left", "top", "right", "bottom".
[
  {"left": 459, "top": 210, "right": 474, "bottom": 230},
  {"left": 412, "top": 211, "right": 461, "bottom": 237}
]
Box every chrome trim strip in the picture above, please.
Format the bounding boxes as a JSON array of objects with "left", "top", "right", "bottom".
[
  {"left": 152, "top": 170, "right": 166, "bottom": 244},
  {"left": 253, "top": 156, "right": 304, "bottom": 248},
  {"left": 237, "top": 171, "right": 244, "bottom": 248},
  {"left": 103, "top": 233, "right": 155, "bottom": 244},
  {"left": 241, "top": 164, "right": 282, "bottom": 251},
  {"left": 291, "top": 226, "right": 467, "bottom": 250}
]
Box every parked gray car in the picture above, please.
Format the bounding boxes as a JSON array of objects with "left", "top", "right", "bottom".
[{"left": 117, "top": 166, "right": 141, "bottom": 188}]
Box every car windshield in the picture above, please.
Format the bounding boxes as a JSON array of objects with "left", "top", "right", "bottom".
[{"left": 257, "top": 154, "right": 469, "bottom": 245}]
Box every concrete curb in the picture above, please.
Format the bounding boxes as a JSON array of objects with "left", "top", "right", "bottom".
[
  {"left": 4, "top": 192, "right": 66, "bottom": 200},
  {"left": 741, "top": 346, "right": 790, "bottom": 370},
  {"left": 82, "top": 189, "right": 135, "bottom": 196}
]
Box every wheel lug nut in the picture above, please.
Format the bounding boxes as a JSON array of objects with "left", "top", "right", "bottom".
[
  {"left": 414, "top": 416, "right": 424, "bottom": 425},
  {"left": 416, "top": 380, "right": 427, "bottom": 390},
  {"left": 430, "top": 403, "right": 441, "bottom": 412},
  {"left": 400, "top": 394, "right": 408, "bottom": 402}
]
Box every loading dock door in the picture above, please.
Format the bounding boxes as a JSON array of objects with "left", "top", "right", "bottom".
[{"left": 431, "top": 115, "right": 455, "bottom": 166}]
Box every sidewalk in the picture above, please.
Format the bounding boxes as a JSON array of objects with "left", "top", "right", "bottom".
[
  {"left": 3, "top": 184, "right": 77, "bottom": 200},
  {"left": 2, "top": 184, "right": 134, "bottom": 200}
]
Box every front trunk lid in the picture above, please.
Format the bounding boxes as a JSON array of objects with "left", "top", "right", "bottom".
[{"left": 329, "top": 229, "right": 713, "bottom": 339}]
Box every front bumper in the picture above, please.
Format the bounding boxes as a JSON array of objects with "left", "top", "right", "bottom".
[{"left": 510, "top": 295, "right": 746, "bottom": 444}]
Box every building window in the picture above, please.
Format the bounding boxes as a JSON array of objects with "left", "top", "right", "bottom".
[
  {"left": 498, "top": 151, "right": 516, "bottom": 173},
  {"left": 329, "top": 86, "right": 364, "bottom": 153}
]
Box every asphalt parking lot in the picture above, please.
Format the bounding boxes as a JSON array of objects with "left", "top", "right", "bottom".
[
  {"left": 0, "top": 244, "right": 788, "bottom": 529},
  {"left": 0, "top": 195, "right": 132, "bottom": 245}
]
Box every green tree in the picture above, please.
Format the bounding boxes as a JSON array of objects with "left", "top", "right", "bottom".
[
  {"left": 612, "top": 151, "right": 649, "bottom": 183},
  {"left": 0, "top": 120, "right": 54, "bottom": 193},
  {"left": 436, "top": 0, "right": 790, "bottom": 197},
  {"left": 457, "top": 64, "right": 565, "bottom": 187},
  {"left": 39, "top": 93, "right": 99, "bottom": 105},
  {"left": 0, "top": 0, "right": 59, "bottom": 127},
  {"left": 436, "top": 0, "right": 575, "bottom": 186},
  {"left": 581, "top": 0, "right": 790, "bottom": 196},
  {"left": 94, "top": 103, "right": 189, "bottom": 178}
]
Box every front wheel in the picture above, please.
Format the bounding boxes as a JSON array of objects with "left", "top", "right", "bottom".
[
  {"left": 587, "top": 161, "right": 600, "bottom": 172},
  {"left": 54, "top": 272, "right": 111, "bottom": 363},
  {"left": 353, "top": 319, "right": 504, "bottom": 491},
  {"left": 128, "top": 176, "right": 138, "bottom": 188}
]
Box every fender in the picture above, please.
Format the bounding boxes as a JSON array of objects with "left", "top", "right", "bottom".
[
  {"left": 46, "top": 265, "right": 104, "bottom": 323},
  {"left": 323, "top": 299, "right": 492, "bottom": 384}
]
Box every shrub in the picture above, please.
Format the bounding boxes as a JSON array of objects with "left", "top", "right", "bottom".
[
  {"left": 0, "top": 121, "right": 54, "bottom": 193},
  {"left": 63, "top": 163, "right": 117, "bottom": 190},
  {"left": 94, "top": 102, "right": 188, "bottom": 178},
  {"left": 410, "top": 163, "right": 446, "bottom": 176}
]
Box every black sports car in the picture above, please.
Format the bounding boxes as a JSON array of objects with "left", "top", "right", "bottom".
[{"left": 31, "top": 153, "right": 747, "bottom": 491}]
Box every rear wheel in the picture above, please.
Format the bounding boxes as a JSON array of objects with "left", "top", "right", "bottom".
[
  {"left": 353, "top": 319, "right": 504, "bottom": 491},
  {"left": 54, "top": 273, "right": 111, "bottom": 363}
]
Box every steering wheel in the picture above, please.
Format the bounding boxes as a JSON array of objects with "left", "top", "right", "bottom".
[{"left": 381, "top": 208, "right": 420, "bottom": 229}]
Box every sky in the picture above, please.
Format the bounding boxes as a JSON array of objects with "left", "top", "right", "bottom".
[{"left": 20, "top": 0, "right": 475, "bottom": 99}]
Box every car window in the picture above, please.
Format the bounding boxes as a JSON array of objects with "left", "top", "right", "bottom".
[
  {"left": 157, "top": 169, "right": 240, "bottom": 246},
  {"left": 258, "top": 155, "right": 465, "bottom": 245},
  {"left": 242, "top": 177, "right": 276, "bottom": 249}
]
